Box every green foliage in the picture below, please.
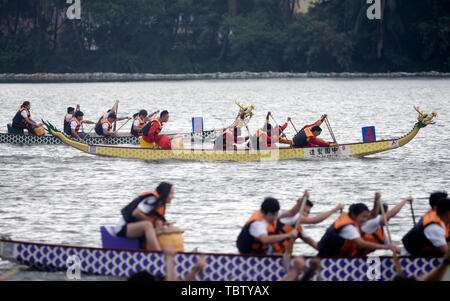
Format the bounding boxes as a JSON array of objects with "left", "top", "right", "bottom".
[{"left": 0, "top": 0, "right": 448, "bottom": 73}]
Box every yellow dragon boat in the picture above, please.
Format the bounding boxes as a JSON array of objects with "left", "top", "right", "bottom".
[{"left": 46, "top": 106, "right": 436, "bottom": 162}]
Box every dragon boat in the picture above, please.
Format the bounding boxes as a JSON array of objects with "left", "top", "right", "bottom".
[
  {"left": 0, "top": 129, "right": 218, "bottom": 145},
  {"left": 45, "top": 107, "right": 436, "bottom": 162},
  {"left": 0, "top": 237, "right": 441, "bottom": 281}
]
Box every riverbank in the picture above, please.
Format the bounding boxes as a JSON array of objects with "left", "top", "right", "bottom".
[{"left": 0, "top": 71, "right": 449, "bottom": 83}]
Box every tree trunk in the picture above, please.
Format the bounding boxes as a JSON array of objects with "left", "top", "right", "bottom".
[
  {"left": 282, "top": 0, "right": 291, "bottom": 24},
  {"left": 228, "top": 0, "right": 237, "bottom": 17}
]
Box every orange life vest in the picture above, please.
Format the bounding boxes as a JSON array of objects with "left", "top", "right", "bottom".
[
  {"left": 139, "top": 190, "right": 166, "bottom": 222},
  {"left": 422, "top": 210, "right": 447, "bottom": 249},
  {"left": 333, "top": 213, "right": 361, "bottom": 256},
  {"left": 136, "top": 116, "right": 145, "bottom": 130},
  {"left": 304, "top": 126, "right": 314, "bottom": 141},
  {"left": 446, "top": 224, "right": 450, "bottom": 242},
  {"left": 101, "top": 117, "right": 112, "bottom": 131},
  {"left": 361, "top": 226, "right": 386, "bottom": 255},
  {"left": 131, "top": 116, "right": 146, "bottom": 136},
  {"left": 269, "top": 219, "right": 304, "bottom": 254},
  {"left": 70, "top": 117, "right": 82, "bottom": 134},
  {"left": 236, "top": 210, "right": 270, "bottom": 254},
  {"left": 13, "top": 107, "right": 30, "bottom": 125},
  {"left": 402, "top": 209, "right": 447, "bottom": 256}
]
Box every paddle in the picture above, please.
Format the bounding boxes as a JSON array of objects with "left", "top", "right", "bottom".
[
  {"left": 148, "top": 110, "right": 159, "bottom": 118},
  {"left": 282, "top": 190, "right": 309, "bottom": 270},
  {"left": 268, "top": 113, "right": 288, "bottom": 139},
  {"left": 103, "top": 118, "right": 131, "bottom": 144},
  {"left": 289, "top": 119, "right": 298, "bottom": 134},
  {"left": 324, "top": 115, "right": 341, "bottom": 152},
  {"left": 113, "top": 103, "right": 118, "bottom": 131},
  {"left": 410, "top": 202, "right": 417, "bottom": 226},
  {"left": 379, "top": 198, "right": 405, "bottom": 278}
]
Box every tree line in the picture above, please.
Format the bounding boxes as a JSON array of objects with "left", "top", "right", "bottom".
[{"left": 0, "top": 0, "right": 448, "bottom": 73}]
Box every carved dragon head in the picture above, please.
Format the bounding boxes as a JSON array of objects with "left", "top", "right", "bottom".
[
  {"left": 235, "top": 101, "right": 254, "bottom": 118},
  {"left": 414, "top": 106, "right": 437, "bottom": 127}
]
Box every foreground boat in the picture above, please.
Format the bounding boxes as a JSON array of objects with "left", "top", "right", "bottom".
[
  {"left": 0, "top": 130, "right": 218, "bottom": 145},
  {"left": 0, "top": 238, "right": 440, "bottom": 281},
  {"left": 46, "top": 107, "right": 437, "bottom": 162}
]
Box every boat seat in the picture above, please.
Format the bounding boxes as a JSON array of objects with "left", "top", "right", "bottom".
[
  {"left": 100, "top": 226, "right": 140, "bottom": 250},
  {"left": 7, "top": 123, "right": 24, "bottom": 134}
]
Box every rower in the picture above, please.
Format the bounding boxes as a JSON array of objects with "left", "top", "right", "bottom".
[
  {"left": 94, "top": 100, "right": 130, "bottom": 136},
  {"left": 270, "top": 198, "right": 345, "bottom": 254},
  {"left": 269, "top": 113, "right": 293, "bottom": 146},
  {"left": 214, "top": 127, "right": 249, "bottom": 151},
  {"left": 402, "top": 196, "right": 450, "bottom": 257},
  {"left": 11, "top": 101, "right": 42, "bottom": 135},
  {"left": 98, "top": 112, "right": 119, "bottom": 137},
  {"left": 292, "top": 114, "right": 333, "bottom": 147},
  {"left": 236, "top": 197, "right": 298, "bottom": 255},
  {"left": 250, "top": 112, "right": 293, "bottom": 150},
  {"left": 249, "top": 112, "right": 272, "bottom": 150},
  {"left": 360, "top": 193, "right": 414, "bottom": 255},
  {"left": 317, "top": 203, "right": 400, "bottom": 257},
  {"left": 114, "top": 182, "right": 174, "bottom": 251},
  {"left": 64, "top": 104, "right": 79, "bottom": 135},
  {"left": 130, "top": 110, "right": 148, "bottom": 137},
  {"left": 69, "top": 111, "right": 95, "bottom": 141},
  {"left": 141, "top": 110, "right": 172, "bottom": 150}
]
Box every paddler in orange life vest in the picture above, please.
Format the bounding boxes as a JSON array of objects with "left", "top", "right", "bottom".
[
  {"left": 269, "top": 113, "right": 294, "bottom": 146},
  {"left": 64, "top": 104, "right": 79, "bottom": 135},
  {"left": 269, "top": 193, "right": 345, "bottom": 254},
  {"left": 130, "top": 110, "right": 159, "bottom": 137},
  {"left": 214, "top": 126, "right": 249, "bottom": 151},
  {"left": 114, "top": 182, "right": 174, "bottom": 251},
  {"left": 292, "top": 114, "right": 333, "bottom": 147},
  {"left": 317, "top": 203, "right": 400, "bottom": 257},
  {"left": 360, "top": 193, "right": 413, "bottom": 255},
  {"left": 94, "top": 100, "right": 131, "bottom": 136},
  {"left": 96, "top": 112, "right": 120, "bottom": 137},
  {"left": 141, "top": 110, "right": 172, "bottom": 150},
  {"left": 236, "top": 197, "right": 299, "bottom": 255},
  {"left": 251, "top": 112, "right": 293, "bottom": 150},
  {"left": 12, "top": 101, "right": 42, "bottom": 135},
  {"left": 402, "top": 192, "right": 450, "bottom": 257},
  {"left": 130, "top": 110, "right": 148, "bottom": 137},
  {"left": 69, "top": 111, "right": 95, "bottom": 141}
]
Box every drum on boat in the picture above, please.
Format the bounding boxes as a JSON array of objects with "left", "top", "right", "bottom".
[{"left": 153, "top": 226, "right": 184, "bottom": 252}]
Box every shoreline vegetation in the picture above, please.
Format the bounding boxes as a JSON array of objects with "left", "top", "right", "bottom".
[
  {"left": 1, "top": 1, "right": 449, "bottom": 75},
  {"left": 0, "top": 71, "right": 449, "bottom": 83}
]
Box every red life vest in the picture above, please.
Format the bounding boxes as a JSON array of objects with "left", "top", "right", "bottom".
[{"left": 150, "top": 118, "right": 162, "bottom": 134}]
